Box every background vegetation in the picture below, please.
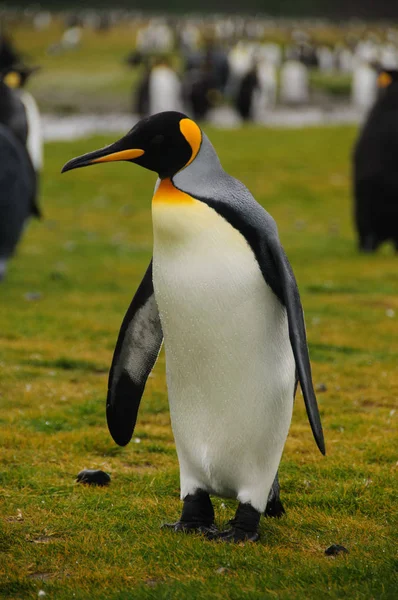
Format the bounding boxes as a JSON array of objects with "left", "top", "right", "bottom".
[
  {"left": 8, "top": 0, "right": 398, "bottom": 20},
  {"left": 0, "top": 125, "right": 397, "bottom": 599}
]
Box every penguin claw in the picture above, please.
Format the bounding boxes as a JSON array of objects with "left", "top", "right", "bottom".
[
  {"left": 161, "top": 521, "right": 218, "bottom": 535},
  {"left": 206, "top": 527, "right": 260, "bottom": 543}
]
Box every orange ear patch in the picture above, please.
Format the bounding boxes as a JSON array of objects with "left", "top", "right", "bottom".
[
  {"left": 377, "top": 72, "right": 393, "bottom": 88},
  {"left": 179, "top": 118, "right": 202, "bottom": 168},
  {"left": 4, "top": 71, "right": 21, "bottom": 88}
]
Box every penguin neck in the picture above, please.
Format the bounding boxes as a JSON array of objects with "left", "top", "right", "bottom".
[
  {"left": 153, "top": 177, "right": 194, "bottom": 205},
  {"left": 172, "top": 133, "right": 226, "bottom": 198}
]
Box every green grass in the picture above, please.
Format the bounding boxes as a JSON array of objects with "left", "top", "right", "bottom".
[
  {"left": 1, "top": 126, "right": 397, "bottom": 599},
  {"left": 10, "top": 19, "right": 146, "bottom": 113}
]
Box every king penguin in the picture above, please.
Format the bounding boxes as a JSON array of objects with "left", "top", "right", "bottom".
[
  {"left": 353, "top": 69, "right": 398, "bottom": 252},
  {"left": 0, "top": 72, "right": 38, "bottom": 280},
  {"left": 62, "top": 111, "right": 325, "bottom": 542}
]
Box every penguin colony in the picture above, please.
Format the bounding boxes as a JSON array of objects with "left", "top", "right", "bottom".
[
  {"left": 63, "top": 111, "right": 325, "bottom": 542},
  {"left": 353, "top": 69, "right": 398, "bottom": 252}
]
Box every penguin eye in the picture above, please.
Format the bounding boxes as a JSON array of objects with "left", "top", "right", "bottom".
[{"left": 151, "top": 135, "right": 164, "bottom": 146}]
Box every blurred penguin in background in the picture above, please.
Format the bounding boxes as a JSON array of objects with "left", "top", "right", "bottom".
[
  {"left": 280, "top": 60, "right": 309, "bottom": 104},
  {"left": 351, "top": 60, "right": 377, "bottom": 112},
  {"left": 252, "top": 59, "right": 277, "bottom": 120},
  {"left": 186, "top": 55, "right": 220, "bottom": 121},
  {"left": 0, "top": 68, "right": 28, "bottom": 144},
  {"left": 0, "top": 71, "right": 39, "bottom": 280},
  {"left": 148, "top": 56, "right": 182, "bottom": 115},
  {"left": 235, "top": 64, "right": 259, "bottom": 121},
  {"left": 130, "top": 55, "right": 182, "bottom": 117},
  {"left": 3, "top": 64, "right": 43, "bottom": 173},
  {"left": 125, "top": 51, "right": 151, "bottom": 117},
  {"left": 353, "top": 69, "right": 398, "bottom": 252}
]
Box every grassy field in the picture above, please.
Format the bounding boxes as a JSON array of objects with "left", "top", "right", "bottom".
[
  {"left": 10, "top": 20, "right": 143, "bottom": 113},
  {"left": 0, "top": 125, "right": 397, "bottom": 599}
]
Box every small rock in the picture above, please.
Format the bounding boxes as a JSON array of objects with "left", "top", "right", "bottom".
[
  {"left": 24, "top": 291, "right": 42, "bottom": 302},
  {"left": 76, "top": 469, "right": 111, "bottom": 486},
  {"left": 64, "top": 240, "right": 76, "bottom": 251},
  {"left": 316, "top": 383, "right": 328, "bottom": 393},
  {"left": 325, "top": 544, "right": 349, "bottom": 556},
  {"left": 38, "top": 591, "right": 46, "bottom": 598},
  {"left": 216, "top": 567, "right": 229, "bottom": 574},
  {"left": 28, "top": 572, "right": 51, "bottom": 581},
  {"left": 50, "top": 271, "right": 67, "bottom": 281},
  {"left": 5, "top": 508, "right": 24, "bottom": 522},
  {"left": 294, "top": 219, "right": 307, "bottom": 231}
]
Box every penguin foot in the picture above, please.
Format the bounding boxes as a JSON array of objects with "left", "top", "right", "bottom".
[
  {"left": 162, "top": 521, "right": 218, "bottom": 535},
  {"left": 206, "top": 526, "right": 259, "bottom": 543},
  {"left": 207, "top": 502, "right": 261, "bottom": 543},
  {"left": 162, "top": 489, "right": 216, "bottom": 535}
]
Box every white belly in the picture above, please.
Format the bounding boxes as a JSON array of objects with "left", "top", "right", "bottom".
[{"left": 152, "top": 195, "right": 295, "bottom": 512}]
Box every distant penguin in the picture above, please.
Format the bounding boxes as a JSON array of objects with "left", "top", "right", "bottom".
[
  {"left": 353, "top": 69, "right": 398, "bottom": 252},
  {"left": 336, "top": 46, "right": 354, "bottom": 73},
  {"left": 0, "top": 70, "right": 40, "bottom": 279},
  {"left": 185, "top": 56, "right": 219, "bottom": 121},
  {"left": 317, "top": 46, "right": 334, "bottom": 73},
  {"left": 2, "top": 65, "right": 43, "bottom": 172},
  {"left": 19, "top": 87, "right": 43, "bottom": 172},
  {"left": 227, "top": 42, "right": 253, "bottom": 98},
  {"left": 253, "top": 60, "right": 277, "bottom": 118},
  {"left": 0, "top": 72, "right": 28, "bottom": 144},
  {"left": 148, "top": 58, "right": 182, "bottom": 115},
  {"left": 380, "top": 44, "right": 398, "bottom": 70},
  {"left": 0, "top": 117, "right": 37, "bottom": 280},
  {"left": 351, "top": 62, "right": 377, "bottom": 111},
  {"left": 63, "top": 111, "right": 325, "bottom": 542},
  {"left": 235, "top": 66, "right": 259, "bottom": 120},
  {"left": 280, "top": 60, "right": 309, "bottom": 104},
  {"left": 257, "top": 43, "right": 282, "bottom": 69}
]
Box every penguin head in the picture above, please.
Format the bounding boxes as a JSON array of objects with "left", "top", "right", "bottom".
[
  {"left": 1, "top": 64, "right": 40, "bottom": 88},
  {"left": 62, "top": 111, "right": 202, "bottom": 179}
]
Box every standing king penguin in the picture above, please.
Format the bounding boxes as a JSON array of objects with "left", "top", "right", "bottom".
[
  {"left": 62, "top": 111, "right": 325, "bottom": 542},
  {"left": 0, "top": 71, "right": 38, "bottom": 280},
  {"left": 353, "top": 69, "right": 398, "bottom": 252}
]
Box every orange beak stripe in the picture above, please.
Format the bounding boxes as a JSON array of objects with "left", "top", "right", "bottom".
[{"left": 90, "top": 148, "right": 145, "bottom": 164}]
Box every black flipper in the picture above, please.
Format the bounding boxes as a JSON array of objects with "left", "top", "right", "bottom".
[
  {"left": 0, "top": 124, "right": 36, "bottom": 265},
  {"left": 265, "top": 235, "right": 325, "bottom": 455},
  {"left": 106, "top": 260, "right": 163, "bottom": 446}
]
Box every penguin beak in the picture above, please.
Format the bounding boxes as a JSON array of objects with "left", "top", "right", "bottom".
[{"left": 61, "top": 141, "right": 145, "bottom": 173}]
